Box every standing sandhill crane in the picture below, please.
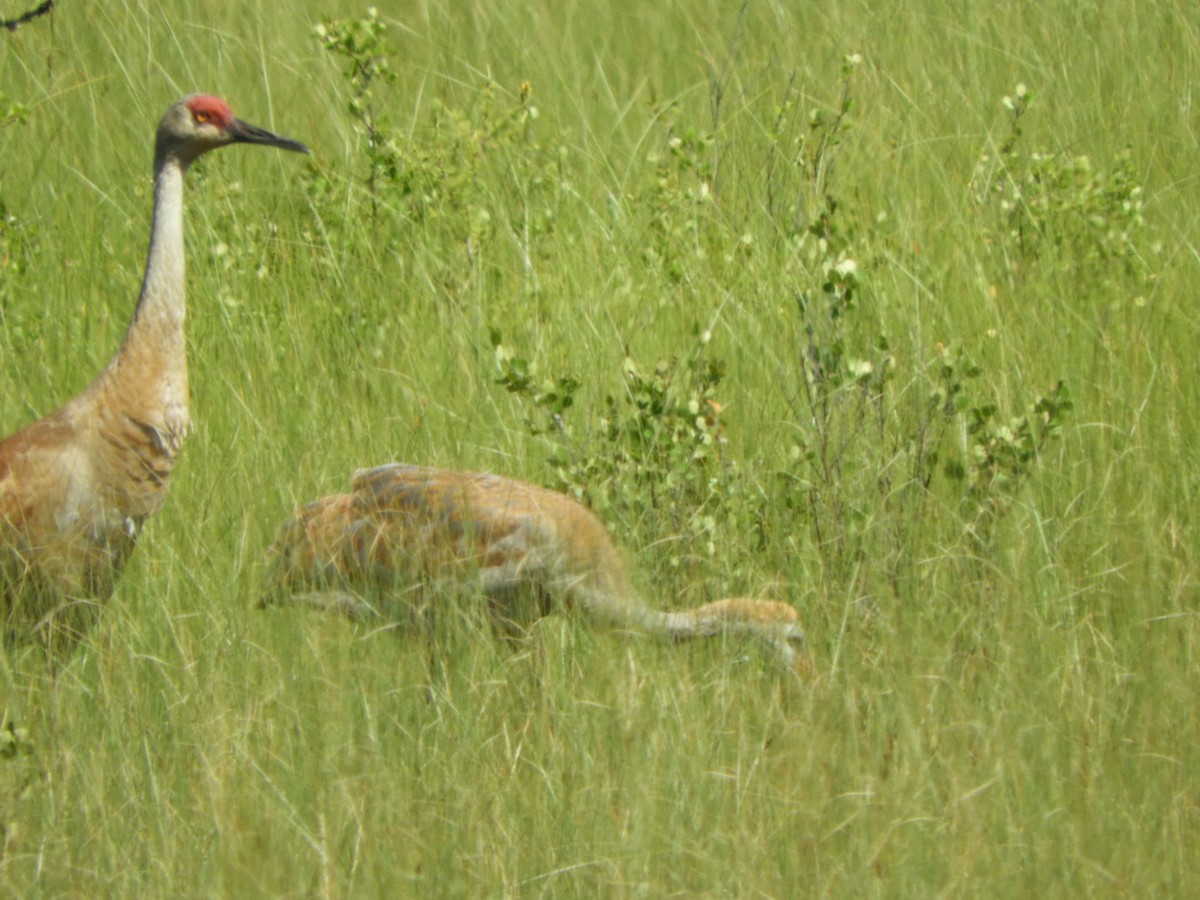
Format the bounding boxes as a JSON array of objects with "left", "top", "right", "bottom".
[
  {"left": 0, "top": 94, "right": 308, "bottom": 650},
  {"left": 262, "top": 464, "right": 808, "bottom": 671}
]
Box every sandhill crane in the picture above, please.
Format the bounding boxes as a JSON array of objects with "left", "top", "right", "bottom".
[
  {"left": 0, "top": 94, "right": 308, "bottom": 650},
  {"left": 262, "top": 464, "right": 808, "bottom": 671}
]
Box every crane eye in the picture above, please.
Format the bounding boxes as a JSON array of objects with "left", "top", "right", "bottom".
[{"left": 194, "top": 111, "right": 211, "bottom": 124}]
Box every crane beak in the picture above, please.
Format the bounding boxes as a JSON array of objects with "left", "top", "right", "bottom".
[{"left": 227, "top": 118, "right": 310, "bottom": 154}]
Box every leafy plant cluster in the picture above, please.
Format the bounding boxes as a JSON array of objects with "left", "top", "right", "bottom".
[
  {"left": 972, "top": 83, "right": 1153, "bottom": 280},
  {"left": 766, "top": 69, "right": 1075, "bottom": 591},
  {"left": 634, "top": 49, "right": 866, "bottom": 290},
  {"left": 492, "top": 328, "right": 759, "bottom": 577},
  {"left": 765, "top": 54, "right": 860, "bottom": 241},
  {"left": 313, "top": 8, "right": 551, "bottom": 302},
  {"left": 638, "top": 120, "right": 720, "bottom": 283},
  {"left": 958, "top": 376, "right": 1073, "bottom": 547}
]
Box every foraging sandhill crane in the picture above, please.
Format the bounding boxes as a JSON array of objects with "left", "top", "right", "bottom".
[
  {"left": 262, "top": 464, "right": 808, "bottom": 671},
  {"left": 0, "top": 94, "right": 308, "bottom": 649}
]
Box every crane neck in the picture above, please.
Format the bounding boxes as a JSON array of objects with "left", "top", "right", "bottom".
[
  {"left": 129, "top": 153, "right": 188, "bottom": 344},
  {"left": 79, "top": 150, "right": 192, "bottom": 422}
]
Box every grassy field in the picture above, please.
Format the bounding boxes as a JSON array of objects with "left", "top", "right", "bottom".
[{"left": 1, "top": 0, "right": 1198, "bottom": 895}]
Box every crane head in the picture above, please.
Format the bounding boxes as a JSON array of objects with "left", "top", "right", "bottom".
[{"left": 156, "top": 93, "right": 310, "bottom": 166}]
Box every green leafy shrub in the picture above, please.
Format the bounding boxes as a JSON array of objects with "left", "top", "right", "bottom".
[
  {"left": 311, "top": 9, "right": 561, "bottom": 310},
  {"left": 776, "top": 71, "right": 1073, "bottom": 595},
  {"left": 491, "top": 327, "right": 758, "bottom": 576},
  {"left": 972, "top": 84, "right": 1154, "bottom": 280}
]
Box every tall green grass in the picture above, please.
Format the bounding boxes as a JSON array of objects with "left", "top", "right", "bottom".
[{"left": 1, "top": 0, "right": 1198, "bottom": 894}]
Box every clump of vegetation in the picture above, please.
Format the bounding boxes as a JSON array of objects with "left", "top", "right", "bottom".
[
  {"left": 958, "top": 373, "right": 1073, "bottom": 548},
  {"left": 972, "top": 83, "right": 1155, "bottom": 281},
  {"left": 0, "top": 716, "right": 31, "bottom": 762},
  {"left": 313, "top": 9, "right": 549, "bottom": 304},
  {"left": 492, "top": 327, "right": 760, "bottom": 582},
  {"left": 764, "top": 54, "right": 860, "bottom": 240},
  {"left": 638, "top": 120, "right": 719, "bottom": 282},
  {"left": 760, "top": 65, "right": 1078, "bottom": 596}
]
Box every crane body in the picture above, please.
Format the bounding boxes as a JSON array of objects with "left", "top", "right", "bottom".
[
  {"left": 1, "top": 94, "right": 307, "bottom": 649},
  {"left": 264, "top": 464, "right": 807, "bottom": 671}
]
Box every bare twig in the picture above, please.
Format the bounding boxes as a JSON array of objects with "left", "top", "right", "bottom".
[{"left": 2, "top": 0, "right": 52, "bottom": 32}]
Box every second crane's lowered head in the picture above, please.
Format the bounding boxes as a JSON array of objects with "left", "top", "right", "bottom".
[{"left": 155, "top": 93, "right": 310, "bottom": 168}]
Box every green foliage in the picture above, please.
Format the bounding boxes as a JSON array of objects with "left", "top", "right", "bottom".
[
  {"left": 0, "top": 197, "right": 35, "bottom": 293},
  {"left": 315, "top": 8, "right": 396, "bottom": 204},
  {"left": 960, "top": 378, "right": 1073, "bottom": 544},
  {"left": 307, "top": 9, "right": 568, "bottom": 316},
  {"left": 639, "top": 120, "right": 718, "bottom": 282},
  {"left": 0, "top": 94, "right": 28, "bottom": 129},
  {"left": 491, "top": 327, "right": 580, "bottom": 429},
  {"left": 0, "top": 711, "right": 35, "bottom": 869},
  {"left": 492, "top": 327, "right": 760, "bottom": 577},
  {"left": 495, "top": 52, "right": 1076, "bottom": 600},
  {"left": 771, "top": 71, "right": 1073, "bottom": 593},
  {"left": 765, "top": 53, "right": 861, "bottom": 239},
  {"left": 315, "top": 11, "right": 538, "bottom": 230},
  {"left": 973, "top": 83, "right": 1154, "bottom": 280},
  {"left": 0, "top": 716, "right": 30, "bottom": 761}
]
